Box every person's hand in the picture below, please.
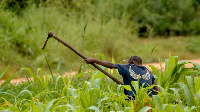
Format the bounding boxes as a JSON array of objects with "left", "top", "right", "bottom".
[{"left": 85, "top": 58, "right": 95, "bottom": 64}]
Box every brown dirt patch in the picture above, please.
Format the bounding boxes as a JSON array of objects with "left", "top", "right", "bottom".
[{"left": 1, "top": 59, "right": 200, "bottom": 85}]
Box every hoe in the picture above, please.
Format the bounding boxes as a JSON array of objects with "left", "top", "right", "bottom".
[{"left": 42, "top": 31, "right": 123, "bottom": 85}]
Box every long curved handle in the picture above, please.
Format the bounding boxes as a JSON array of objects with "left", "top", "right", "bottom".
[
  {"left": 42, "top": 36, "right": 50, "bottom": 49},
  {"left": 42, "top": 31, "right": 123, "bottom": 85}
]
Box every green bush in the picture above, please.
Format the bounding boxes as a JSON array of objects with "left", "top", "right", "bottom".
[
  {"left": 0, "top": 2, "right": 137, "bottom": 71},
  {"left": 2, "top": 0, "right": 200, "bottom": 36},
  {"left": 186, "top": 37, "right": 200, "bottom": 53},
  {"left": 1, "top": 0, "right": 200, "bottom": 73},
  {"left": 126, "top": 0, "right": 199, "bottom": 37},
  {"left": 3, "top": 0, "right": 28, "bottom": 13}
]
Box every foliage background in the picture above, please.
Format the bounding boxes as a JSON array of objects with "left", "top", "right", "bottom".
[{"left": 0, "top": 0, "right": 200, "bottom": 77}]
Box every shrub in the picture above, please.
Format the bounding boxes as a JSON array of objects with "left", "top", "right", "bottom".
[
  {"left": 126, "top": 0, "right": 200, "bottom": 37},
  {"left": 186, "top": 37, "right": 200, "bottom": 53}
]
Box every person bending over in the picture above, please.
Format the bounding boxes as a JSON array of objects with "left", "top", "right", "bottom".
[{"left": 85, "top": 56, "right": 159, "bottom": 99}]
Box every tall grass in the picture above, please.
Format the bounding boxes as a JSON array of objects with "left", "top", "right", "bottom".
[
  {"left": 0, "top": 1, "right": 200, "bottom": 77},
  {"left": 0, "top": 56, "right": 200, "bottom": 111}
]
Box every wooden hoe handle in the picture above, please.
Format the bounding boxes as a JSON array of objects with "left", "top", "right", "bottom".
[{"left": 42, "top": 31, "right": 123, "bottom": 85}]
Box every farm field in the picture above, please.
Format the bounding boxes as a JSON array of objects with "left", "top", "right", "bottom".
[
  {"left": 1, "top": 0, "right": 200, "bottom": 111},
  {"left": 0, "top": 56, "right": 200, "bottom": 111}
]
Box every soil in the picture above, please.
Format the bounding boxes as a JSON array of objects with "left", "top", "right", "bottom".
[
  {"left": 1, "top": 59, "right": 200, "bottom": 85},
  {"left": 144, "top": 59, "right": 200, "bottom": 70}
]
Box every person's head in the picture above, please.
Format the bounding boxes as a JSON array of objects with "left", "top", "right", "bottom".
[{"left": 127, "top": 56, "right": 142, "bottom": 65}]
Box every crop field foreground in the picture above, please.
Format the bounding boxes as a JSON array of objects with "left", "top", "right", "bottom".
[
  {"left": 1, "top": 0, "right": 200, "bottom": 111},
  {"left": 0, "top": 56, "right": 200, "bottom": 112}
]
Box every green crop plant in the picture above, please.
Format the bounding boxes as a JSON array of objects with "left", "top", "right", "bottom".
[
  {"left": 149, "top": 55, "right": 200, "bottom": 93},
  {"left": 0, "top": 55, "right": 200, "bottom": 111},
  {"left": 177, "top": 76, "right": 200, "bottom": 108}
]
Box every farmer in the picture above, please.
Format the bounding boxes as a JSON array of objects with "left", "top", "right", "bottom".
[{"left": 85, "top": 56, "right": 159, "bottom": 99}]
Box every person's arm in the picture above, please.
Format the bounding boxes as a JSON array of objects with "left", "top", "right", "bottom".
[
  {"left": 85, "top": 58, "right": 117, "bottom": 69},
  {"left": 152, "top": 81, "right": 159, "bottom": 94}
]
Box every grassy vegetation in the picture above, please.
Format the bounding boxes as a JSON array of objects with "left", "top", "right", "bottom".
[
  {"left": 0, "top": 56, "right": 200, "bottom": 111},
  {"left": 0, "top": 0, "right": 200, "bottom": 78},
  {"left": 1, "top": 0, "right": 200, "bottom": 111}
]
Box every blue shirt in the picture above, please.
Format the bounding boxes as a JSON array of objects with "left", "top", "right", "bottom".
[{"left": 116, "top": 64, "right": 156, "bottom": 97}]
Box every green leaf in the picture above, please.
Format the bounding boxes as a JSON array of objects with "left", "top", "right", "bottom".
[
  {"left": 153, "top": 95, "right": 162, "bottom": 111},
  {"left": 164, "top": 58, "right": 169, "bottom": 74},
  {"left": 96, "top": 71, "right": 105, "bottom": 79},
  {"left": 171, "top": 105, "right": 176, "bottom": 111},
  {"left": 1, "top": 97, "right": 11, "bottom": 107},
  {"left": 148, "top": 65, "right": 158, "bottom": 75},
  {"left": 98, "top": 53, "right": 105, "bottom": 61},
  {"left": 93, "top": 79, "right": 101, "bottom": 91},
  {"left": 191, "top": 106, "right": 196, "bottom": 110},
  {"left": 112, "top": 56, "right": 115, "bottom": 64},
  {"left": 0, "top": 109, "right": 10, "bottom": 112},
  {"left": 57, "top": 57, "right": 62, "bottom": 72},
  {"left": 44, "top": 75, "right": 51, "bottom": 89},
  {"left": 81, "top": 82, "right": 90, "bottom": 104},
  {"left": 186, "top": 76, "right": 195, "bottom": 94},
  {"left": 151, "top": 108, "right": 158, "bottom": 112},
  {"left": 0, "top": 65, "right": 10, "bottom": 80},
  {"left": 89, "top": 88, "right": 95, "bottom": 105},
  {"left": 24, "top": 67, "right": 41, "bottom": 86},
  {"left": 189, "top": 62, "right": 200, "bottom": 68},
  {"left": 78, "top": 64, "right": 83, "bottom": 74},
  {"left": 97, "top": 95, "right": 109, "bottom": 107},
  {"left": 44, "top": 99, "right": 56, "bottom": 112},
  {"left": 122, "top": 85, "right": 132, "bottom": 91},
  {"left": 66, "top": 104, "right": 76, "bottom": 112},
  {"left": 139, "top": 106, "right": 151, "bottom": 112},
  {"left": 178, "top": 82, "right": 192, "bottom": 107},
  {"left": 55, "top": 76, "right": 61, "bottom": 90},
  {"left": 157, "top": 85, "right": 167, "bottom": 102},
  {"left": 76, "top": 73, "right": 84, "bottom": 78},
  {"left": 163, "top": 104, "right": 172, "bottom": 111},
  {"left": 173, "top": 68, "right": 190, "bottom": 83},
  {"left": 68, "top": 88, "right": 78, "bottom": 99},
  {"left": 37, "top": 68, "right": 44, "bottom": 87},
  {"left": 45, "top": 55, "right": 54, "bottom": 79},
  {"left": 178, "top": 60, "right": 188, "bottom": 64},
  {"left": 165, "top": 56, "right": 177, "bottom": 77},
  {"left": 1, "top": 72, "right": 18, "bottom": 88},
  {"left": 173, "top": 56, "right": 178, "bottom": 64},
  {"left": 80, "top": 91, "right": 88, "bottom": 108},
  {"left": 101, "top": 16, "right": 103, "bottom": 25},
  {"left": 174, "top": 104, "right": 184, "bottom": 112},
  {"left": 31, "top": 99, "right": 40, "bottom": 112},
  {"left": 169, "top": 88, "right": 180, "bottom": 99},
  {"left": 17, "top": 90, "right": 33, "bottom": 97},
  {"left": 88, "top": 106, "right": 100, "bottom": 112},
  {"left": 130, "top": 100, "right": 135, "bottom": 112},
  {"left": 38, "top": 102, "right": 44, "bottom": 112},
  {"left": 162, "top": 104, "right": 168, "bottom": 110},
  {"left": 196, "top": 89, "right": 200, "bottom": 99},
  {"left": 131, "top": 81, "right": 139, "bottom": 93},
  {"left": 91, "top": 71, "right": 96, "bottom": 87},
  {"left": 83, "top": 20, "right": 88, "bottom": 34},
  {"left": 194, "top": 76, "right": 200, "bottom": 93},
  {"left": 125, "top": 107, "right": 131, "bottom": 112}
]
